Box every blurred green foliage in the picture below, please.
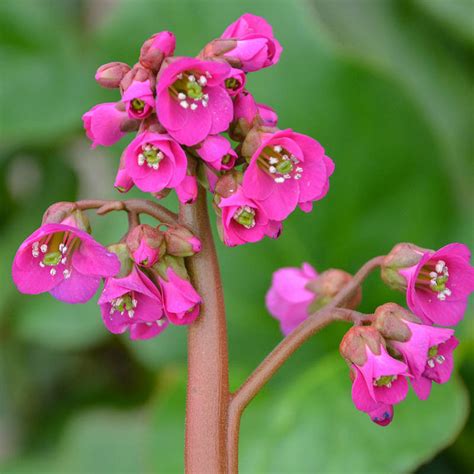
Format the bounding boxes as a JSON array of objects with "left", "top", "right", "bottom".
[{"left": 0, "top": 0, "right": 473, "bottom": 472}]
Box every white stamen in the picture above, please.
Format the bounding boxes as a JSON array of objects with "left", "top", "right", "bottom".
[
  {"left": 201, "top": 100, "right": 208, "bottom": 108},
  {"left": 205, "top": 71, "right": 212, "bottom": 78},
  {"left": 190, "top": 103, "right": 198, "bottom": 110},
  {"left": 152, "top": 163, "right": 159, "bottom": 170},
  {"left": 427, "top": 359, "right": 435, "bottom": 368},
  {"left": 435, "top": 260, "right": 446, "bottom": 273},
  {"left": 198, "top": 76, "right": 207, "bottom": 86},
  {"left": 188, "top": 74, "right": 196, "bottom": 82},
  {"left": 269, "top": 166, "right": 277, "bottom": 174},
  {"left": 178, "top": 92, "right": 186, "bottom": 100},
  {"left": 132, "top": 299, "right": 138, "bottom": 308},
  {"left": 50, "top": 268, "right": 56, "bottom": 276},
  {"left": 282, "top": 154, "right": 289, "bottom": 161},
  {"left": 157, "top": 319, "right": 165, "bottom": 327},
  {"left": 138, "top": 154, "right": 145, "bottom": 166},
  {"left": 40, "top": 244, "right": 47, "bottom": 253},
  {"left": 296, "top": 167, "right": 303, "bottom": 172},
  {"left": 202, "top": 94, "right": 209, "bottom": 101},
  {"left": 437, "top": 293, "right": 446, "bottom": 301},
  {"left": 39, "top": 262, "right": 45, "bottom": 268},
  {"left": 429, "top": 271, "right": 438, "bottom": 278},
  {"left": 128, "top": 310, "right": 134, "bottom": 318},
  {"left": 32, "top": 241, "right": 39, "bottom": 250},
  {"left": 436, "top": 355, "right": 445, "bottom": 364},
  {"left": 61, "top": 257, "right": 67, "bottom": 264},
  {"left": 180, "top": 100, "right": 189, "bottom": 109},
  {"left": 110, "top": 307, "right": 115, "bottom": 315},
  {"left": 283, "top": 174, "right": 291, "bottom": 179},
  {"left": 274, "top": 177, "right": 285, "bottom": 183},
  {"left": 444, "top": 288, "right": 451, "bottom": 296},
  {"left": 273, "top": 145, "right": 282, "bottom": 153},
  {"left": 32, "top": 250, "right": 39, "bottom": 258},
  {"left": 63, "top": 269, "right": 71, "bottom": 279},
  {"left": 146, "top": 322, "right": 153, "bottom": 327},
  {"left": 177, "top": 73, "right": 183, "bottom": 79},
  {"left": 269, "top": 157, "right": 278, "bottom": 165},
  {"left": 295, "top": 174, "right": 302, "bottom": 180}
]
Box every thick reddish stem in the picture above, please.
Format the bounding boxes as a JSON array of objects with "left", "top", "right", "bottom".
[{"left": 179, "top": 187, "right": 229, "bottom": 473}]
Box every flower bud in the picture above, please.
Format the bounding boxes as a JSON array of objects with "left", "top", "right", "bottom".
[
  {"left": 114, "top": 152, "right": 134, "bottom": 193},
  {"left": 225, "top": 68, "right": 246, "bottom": 97},
  {"left": 120, "top": 64, "right": 153, "bottom": 92},
  {"left": 381, "top": 243, "right": 427, "bottom": 291},
  {"left": 139, "top": 31, "right": 176, "bottom": 71},
  {"left": 176, "top": 174, "right": 198, "bottom": 204},
  {"left": 95, "top": 62, "right": 131, "bottom": 88},
  {"left": 164, "top": 225, "right": 201, "bottom": 257},
  {"left": 340, "top": 326, "right": 384, "bottom": 367},
  {"left": 257, "top": 103, "right": 278, "bottom": 127},
  {"left": 229, "top": 91, "right": 258, "bottom": 141},
  {"left": 42, "top": 202, "right": 90, "bottom": 232},
  {"left": 306, "top": 269, "right": 362, "bottom": 313},
  {"left": 107, "top": 243, "right": 134, "bottom": 278},
  {"left": 373, "top": 303, "right": 419, "bottom": 343},
  {"left": 152, "top": 254, "right": 189, "bottom": 281},
  {"left": 214, "top": 171, "right": 243, "bottom": 200},
  {"left": 126, "top": 224, "right": 165, "bottom": 267}
]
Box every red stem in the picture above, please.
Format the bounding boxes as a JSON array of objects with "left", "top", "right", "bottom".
[{"left": 179, "top": 187, "right": 229, "bottom": 473}]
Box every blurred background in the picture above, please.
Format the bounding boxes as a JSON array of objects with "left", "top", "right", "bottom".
[{"left": 0, "top": 0, "right": 473, "bottom": 472}]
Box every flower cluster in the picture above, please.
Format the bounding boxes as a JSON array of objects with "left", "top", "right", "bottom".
[
  {"left": 83, "top": 13, "right": 334, "bottom": 247},
  {"left": 266, "top": 242, "right": 474, "bottom": 425},
  {"left": 12, "top": 205, "right": 202, "bottom": 340}
]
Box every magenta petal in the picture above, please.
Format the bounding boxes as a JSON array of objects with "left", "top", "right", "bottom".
[
  {"left": 207, "top": 86, "right": 233, "bottom": 135},
  {"left": 411, "top": 375, "right": 432, "bottom": 400},
  {"left": 50, "top": 271, "right": 101, "bottom": 303},
  {"left": 351, "top": 367, "right": 379, "bottom": 412},
  {"left": 374, "top": 376, "right": 409, "bottom": 405},
  {"left": 130, "top": 320, "right": 168, "bottom": 340},
  {"left": 368, "top": 404, "right": 394, "bottom": 426},
  {"left": 72, "top": 240, "right": 121, "bottom": 278}
]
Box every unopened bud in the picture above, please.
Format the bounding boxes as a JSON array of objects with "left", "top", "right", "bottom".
[
  {"left": 214, "top": 170, "right": 243, "bottom": 200},
  {"left": 230, "top": 91, "right": 258, "bottom": 142},
  {"left": 126, "top": 224, "right": 165, "bottom": 267},
  {"left": 120, "top": 64, "right": 153, "bottom": 92},
  {"left": 307, "top": 269, "right": 362, "bottom": 313},
  {"left": 340, "top": 326, "right": 384, "bottom": 366},
  {"left": 164, "top": 225, "right": 201, "bottom": 257},
  {"left": 95, "top": 62, "right": 131, "bottom": 88},
  {"left": 139, "top": 31, "right": 176, "bottom": 71},
  {"left": 152, "top": 254, "right": 189, "bottom": 281},
  {"left": 374, "top": 303, "right": 420, "bottom": 343},
  {"left": 42, "top": 202, "right": 90, "bottom": 232},
  {"left": 108, "top": 243, "right": 134, "bottom": 278},
  {"left": 381, "top": 243, "right": 428, "bottom": 291},
  {"left": 200, "top": 39, "right": 236, "bottom": 61},
  {"left": 114, "top": 152, "right": 134, "bottom": 193}
]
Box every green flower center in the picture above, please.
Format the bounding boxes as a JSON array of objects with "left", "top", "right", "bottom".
[
  {"left": 43, "top": 251, "right": 62, "bottom": 266},
  {"left": 170, "top": 71, "right": 209, "bottom": 110},
  {"left": 111, "top": 293, "right": 137, "bottom": 318},
  {"left": 225, "top": 77, "right": 239, "bottom": 90},
  {"left": 233, "top": 206, "right": 256, "bottom": 229},
  {"left": 131, "top": 98, "right": 145, "bottom": 111},
  {"left": 258, "top": 145, "right": 303, "bottom": 184},
  {"left": 373, "top": 375, "right": 397, "bottom": 388},
  {"left": 186, "top": 81, "right": 203, "bottom": 99}
]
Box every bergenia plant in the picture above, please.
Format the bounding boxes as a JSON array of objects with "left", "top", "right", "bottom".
[{"left": 11, "top": 13, "right": 474, "bottom": 473}]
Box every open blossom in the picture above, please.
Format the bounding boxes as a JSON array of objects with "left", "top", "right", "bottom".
[
  {"left": 159, "top": 268, "right": 201, "bottom": 325},
  {"left": 82, "top": 102, "right": 129, "bottom": 148},
  {"left": 122, "top": 80, "right": 154, "bottom": 119},
  {"left": 411, "top": 336, "right": 459, "bottom": 400},
  {"left": 196, "top": 135, "right": 237, "bottom": 171},
  {"left": 124, "top": 131, "right": 187, "bottom": 193},
  {"left": 266, "top": 263, "right": 317, "bottom": 335},
  {"left": 218, "top": 187, "right": 281, "bottom": 247},
  {"left": 398, "top": 243, "right": 474, "bottom": 326},
  {"left": 225, "top": 68, "right": 246, "bottom": 96},
  {"left": 220, "top": 13, "right": 283, "bottom": 72},
  {"left": 99, "top": 266, "right": 167, "bottom": 340},
  {"left": 156, "top": 57, "right": 233, "bottom": 146},
  {"left": 12, "top": 223, "right": 120, "bottom": 303},
  {"left": 242, "top": 129, "right": 334, "bottom": 220}
]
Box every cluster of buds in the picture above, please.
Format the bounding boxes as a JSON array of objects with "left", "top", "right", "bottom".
[
  {"left": 12, "top": 203, "right": 202, "bottom": 340},
  {"left": 266, "top": 242, "right": 473, "bottom": 426},
  {"left": 83, "top": 13, "right": 334, "bottom": 248}
]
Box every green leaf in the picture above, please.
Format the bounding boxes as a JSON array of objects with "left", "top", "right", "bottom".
[{"left": 240, "top": 352, "right": 469, "bottom": 473}]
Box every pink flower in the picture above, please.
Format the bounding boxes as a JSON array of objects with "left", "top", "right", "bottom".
[
  {"left": 411, "top": 336, "right": 459, "bottom": 400},
  {"left": 257, "top": 102, "right": 278, "bottom": 127},
  {"left": 124, "top": 131, "right": 187, "bottom": 193},
  {"left": 399, "top": 243, "right": 474, "bottom": 326},
  {"left": 196, "top": 135, "right": 237, "bottom": 171},
  {"left": 391, "top": 321, "right": 454, "bottom": 379},
  {"left": 82, "top": 102, "right": 128, "bottom": 148},
  {"left": 265, "top": 263, "right": 317, "bottom": 335},
  {"left": 159, "top": 268, "right": 201, "bottom": 325},
  {"left": 233, "top": 90, "right": 258, "bottom": 127},
  {"left": 126, "top": 224, "right": 165, "bottom": 267},
  {"left": 218, "top": 187, "right": 281, "bottom": 247},
  {"left": 351, "top": 345, "right": 410, "bottom": 414},
  {"left": 99, "top": 266, "right": 167, "bottom": 340},
  {"left": 156, "top": 57, "right": 233, "bottom": 146},
  {"left": 12, "top": 223, "right": 120, "bottom": 303},
  {"left": 242, "top": 129, "right": 334, "bottom": 220},
  {"left": 220, "top": 14, "right": 282, "bottom": 72},
  {"left": 175, "top": 174, "right": 198, "bottom": 204},
  {"left": 122, "top": 80, "right": 154, "bottom": 120},
  {"left": 225, "top": 68, "right": 246, "bottom": 96}
]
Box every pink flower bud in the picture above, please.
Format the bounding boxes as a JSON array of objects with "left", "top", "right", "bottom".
[
  {"left": 126, "top": 224, "right": 165, "bottom": 267},
  {"left": 214, "top": 170, "right": 243, "bottom": 199},
  {"left": 42, "top": 202, "right": 90, "bottom": 232},
  {"left": 95, "top": 62, "right": 131, "bottom": 88},
  {"left": 82, "top": 102, "right": 135, "bottom": 148},
  {"left": 139, "top": 31, "right": 176, "bottom": 71},
  {"left": 257, "top": 102, "right": 278, "bottom": 127},
  {"left": 120, "top": 64, "right": 153, "bottom": 92},
  {"left": 114, "top": 152, "right": 134, "bottom": 193},
  {"left": 195, "top": 135, "right": 237, "bottom": 171},
  {"left": 230, "top": 90, "right": 258, "bottom": 140},
  {"left": 176, "top": 174, "right": 198, "bottom": 204},
  {"left": 164, "top": 225, "right": 201, "bottom": 257},
  {"left": 266, "top": 263, "right": 317, "bottom": 335},
  {"left": 306, "top": 268, "right": 362, "bottom": 313}
]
